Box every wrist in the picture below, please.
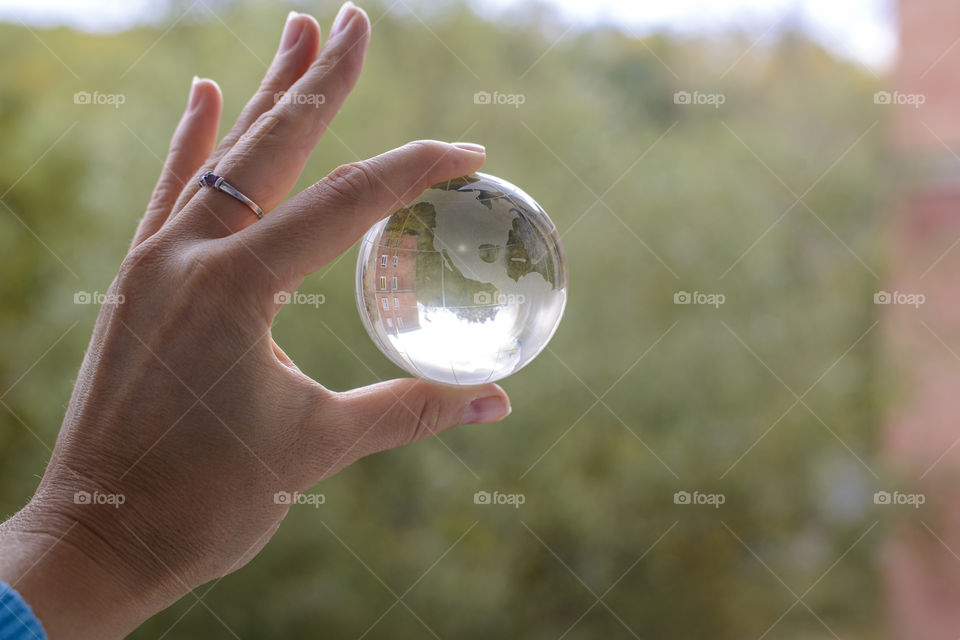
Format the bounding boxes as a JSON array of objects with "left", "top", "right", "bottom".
[{"left": 0, "top": 498, "right": 176, "bottom": 639}]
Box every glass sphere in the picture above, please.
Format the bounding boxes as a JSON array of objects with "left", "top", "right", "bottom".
[{"left": 355, "top": 172, "right": 568, "bottom": 386}]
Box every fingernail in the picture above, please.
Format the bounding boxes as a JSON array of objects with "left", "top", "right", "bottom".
[
  {"left": 188, "top": 76, "right": 203, "bottom": 110},
  {"left": 461, "top": 396, "right": 511, "bottom": 424},
  {"left": 452, "top": 142, "right": 486, "bottom": 154},
  {"left": 330, "top": 1, "right": 357, "bottom": 38},
  {"left": 279, "top": 11, "right": 306, "bottom": 52}
]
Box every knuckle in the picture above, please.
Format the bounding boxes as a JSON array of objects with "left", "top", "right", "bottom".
[
  {"left": 399, "top": 392, "right": 444, "bottom": 444},
  {"left": 396, "top": 140, "right": 450, "bottom": 197},
  {"left": 231, "top": 110, "right": 311, "bottom": 164},
  {"left": 149, "top": 178, "right": 185, "bottom": 211},
  {"left": 308, "top": 57, "right": 354, "bottom": 96},
  {"left": 239, "top": 112, "right": 285, "bottom": 151},
  {"left": 323, "top": 161, "right": 377, "bottom": 202},
  {"left": 294, "top": 390, "right": 345, "bottom": 463},
  {"left": 405, "top": 139, "right": 445, "bottom": 159},
  {"left": 209, "top": 139, "right": 233, "bottom": 163},
  {"left": 109, "top": 238, "right": 175, "bottom": 310},
  {"left": 179, "top": 241, "right": 263, "bottom": 309},
  {"left": 118, "top": 239, "right": 169, "bottom": 284},
  {"left": 165, "top": 137, "right": 190, "bottom": 162},
  {"left": 253, "top": 84, "right": 284, "bottom": 107},
  {"left": 250, "top": 110, "right": 284, "bottom": 136},
  {"left": 179, "top": 245, "right": 234, "bottom": 292}
]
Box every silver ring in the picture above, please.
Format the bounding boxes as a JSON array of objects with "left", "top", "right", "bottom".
[{"left": 197, "top": 171, "right": 264, "bottom": 219}]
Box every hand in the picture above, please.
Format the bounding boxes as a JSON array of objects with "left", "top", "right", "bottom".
[{"left": 0, "top": 5, "right": 510, "bottom": 638}]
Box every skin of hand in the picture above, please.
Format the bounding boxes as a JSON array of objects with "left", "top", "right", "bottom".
[{"left": 0, "top": 4, "right": 511, "bottom": 638}]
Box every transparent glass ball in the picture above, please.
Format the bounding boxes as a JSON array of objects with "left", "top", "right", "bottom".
[{"left": 355, "top": 172, "right": 568, "bottom": 385}]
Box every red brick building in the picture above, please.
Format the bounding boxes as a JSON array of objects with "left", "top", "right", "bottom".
[{"left": 374, "top": 232, "right": 420, "bottom": 333}]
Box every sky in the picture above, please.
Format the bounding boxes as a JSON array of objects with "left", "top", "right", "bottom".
[{"left": 0, "top": 0, "right": 898, "bottom": 70}]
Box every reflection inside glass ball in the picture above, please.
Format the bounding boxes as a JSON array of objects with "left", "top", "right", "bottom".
[{"left": 355, "top": 172, "right": 568, "bottom": 386}]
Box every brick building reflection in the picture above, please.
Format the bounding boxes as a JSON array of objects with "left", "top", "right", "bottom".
[{"left": 375, "top": 232, "right": 421, "bottom": 334}]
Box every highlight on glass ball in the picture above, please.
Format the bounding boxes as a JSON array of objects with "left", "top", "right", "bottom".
[{"left": 355, "top": 172, "right": 568, "bottom": 386}]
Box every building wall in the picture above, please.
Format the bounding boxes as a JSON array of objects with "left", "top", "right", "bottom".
[
  {"left": 894, "top": 0, "right": 960, "bottom": 151},
  {"left": 375, "top": 233, "right": 420, "bottom": 333}
]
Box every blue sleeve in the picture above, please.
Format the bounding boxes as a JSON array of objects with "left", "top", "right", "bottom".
[{"left": 0, "top": 582, "right": 46, "bottom": 640}]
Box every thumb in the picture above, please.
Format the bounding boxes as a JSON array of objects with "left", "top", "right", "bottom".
[
  {"left": 238, "top": 140, "right": 487, "bottom": 289},
  {"left": 323, "top": 378, "right": 510, "bottom": 468}
]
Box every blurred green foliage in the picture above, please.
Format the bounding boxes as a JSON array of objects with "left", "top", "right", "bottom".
[{"left": 0, "top": 1, "right": 889, "bottom": 637}]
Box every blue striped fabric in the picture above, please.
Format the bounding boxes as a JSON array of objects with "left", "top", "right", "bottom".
[{"left": 0, "top": 583, "right": 45, "bottom": 640}]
